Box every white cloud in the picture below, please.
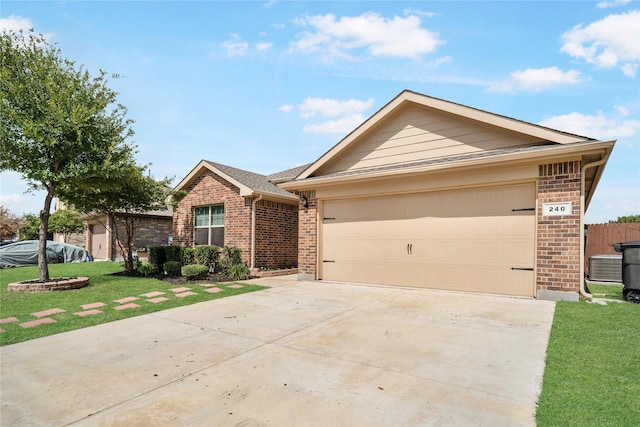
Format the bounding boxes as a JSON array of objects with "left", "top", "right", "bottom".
[
  {"left": 596, "top": 0, "right": 631, "bottom": 8},
  {"left": 488, "top": 67, "right": 582, "bottom": 92},
  {"left": 221, "top": 37, "right": 249, "bottom": 57},
  {"left": 0, "top": 15, "right": 51, "bottom": 44},
  {"left": 0, "top": 193, "right": 25, "bottom": 209},
  {"left": 538, "top": 111, "right": 640, "bottom": 140},
  {"left": 0, "top": 15, "right": 34, "bottom": 32},
  {"left": 285, "top": 96, "right": 375, "bottom": 134},
  {"left": 402, "top": 9, "right": 437, "bottom": 18},
  {"left": 255, "top": 42, "right": 273, "bottom": 51},
  {"left": 290, "top": 12, "right": 443, "bottom": 61},
  {"left": 303, "top": 114, "right": 366, "bottom": 134},
  {"left": 561, "top": 10, "right": 640, "bottom": 77},
  {"left": 298, "top": 97, "right": 374, "bottom": 118},
  {"left": 615, "top": 105, "right": 630, "bottom": 116}
]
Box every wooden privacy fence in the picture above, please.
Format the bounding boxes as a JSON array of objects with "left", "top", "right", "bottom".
[{"left": 585, "top": 222, "right": 640, "bottom": 274}]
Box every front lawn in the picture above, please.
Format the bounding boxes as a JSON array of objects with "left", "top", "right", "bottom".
[
  {"left": 536, "top": 300, "right": 640, "bottom": 426},
  {"left": 0, "top": 262, "right": 266, "bottom": 346},
  {"left": 587, "top": 282, "right": 625, "bottom": 301}
]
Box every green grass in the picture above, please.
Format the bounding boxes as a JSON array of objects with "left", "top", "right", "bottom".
[
  {"left": 0, "top": 262, "right": 266, "bottom": 346},
  {"left": 536, "top": 301, "right": 640, "bottom": 426},
  {"left": 586, "top": 282, "right": 625, "bottom": 301}
]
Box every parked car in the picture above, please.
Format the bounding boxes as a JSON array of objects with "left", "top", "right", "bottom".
[{"left": 0, "top": 240, "right": 88, "bottom": 268}]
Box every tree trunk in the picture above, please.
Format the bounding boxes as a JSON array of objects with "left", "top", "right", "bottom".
[
  {"left": 113, "top": 214, "right": 137, "bottom": 274},
  {"left": 38, "top": 191, "right": 55, "bottom": 281}
]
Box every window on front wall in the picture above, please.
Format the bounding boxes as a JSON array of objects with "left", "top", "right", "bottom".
[{"left": 194, "top": 205, "right": 224, "bottom": 246}]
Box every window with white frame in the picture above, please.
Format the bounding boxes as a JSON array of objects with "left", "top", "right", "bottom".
[{"left": 194, "top": 205, "right": 224, "bottom": 246}]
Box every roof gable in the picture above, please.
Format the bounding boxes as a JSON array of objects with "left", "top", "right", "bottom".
[
  {"left": 175, "top": 160, "right": 297, "bottom": 203},
  {"left": 297, "top": 90, "right": 593, "bottom": 180}
]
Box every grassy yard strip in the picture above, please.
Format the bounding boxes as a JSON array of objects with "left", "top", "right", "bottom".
[
  {"left": 586, "top": 282, "right": 624, "bottom": 301},
  {"left": 0, "top": 262, "right": 266, "bottom": 346},
  {"left": 536, "top": 301, "right": 640, "bottom": 426}
]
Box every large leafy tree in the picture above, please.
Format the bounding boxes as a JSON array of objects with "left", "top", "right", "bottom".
[
  {"left": 609, "top": 215, "right": 640, "bottom": 223},
  {"left": 49, "top": 209, "right": 85, "bottom": 243},
  {"left": 62, "top": 162, "right": 172, "bottom": 274},
  {"left": 0, "top": 29, "right": 136, "bottom": 281},
  {"left": 17, "top": 214, "right": 42, "bottom": 241},
  {"left": 0, "top": 205, "right": 21, "bottom": 241}
]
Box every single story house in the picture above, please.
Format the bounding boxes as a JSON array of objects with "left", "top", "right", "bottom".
[
  {"left": 282, "top": 90, "right": 615, "bottom": 301},
  {"left": 172, "top": 161, "right": 305, "bottom": 270},
  {"left": 82, "top": 208, "right": 173, "bottom": 261}
]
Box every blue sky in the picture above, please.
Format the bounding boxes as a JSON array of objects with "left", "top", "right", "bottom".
[{"left": 1, "top": 1, "right": 639, "bottom": 223}]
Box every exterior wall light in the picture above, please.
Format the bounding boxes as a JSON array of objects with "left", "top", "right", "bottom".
[{"left": 301, "top": 195, "right": 308, "bottom": 209}]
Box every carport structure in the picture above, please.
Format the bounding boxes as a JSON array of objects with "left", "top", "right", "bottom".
[{"left": 283, "top": 90, "right": 615, "bottom": 301}]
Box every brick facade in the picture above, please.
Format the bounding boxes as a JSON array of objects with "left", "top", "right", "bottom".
[
  {"left": 173, "top": 169, "right": 298, "bottom": 269},
  {"left": 297, "top": 191, "right": 317, "bottom": 279},
  {"left": 255, "top": 200, "right": 298, "bottom": 269},
  {"left": 536, "top": 160, "right": 582, "bottom": 296},
  {"left": 113, "top": 215, "right": 172, "bottom": 253}
]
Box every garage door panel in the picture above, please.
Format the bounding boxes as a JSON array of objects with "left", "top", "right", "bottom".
[{"left": 321, "top": 183, "right": 535, "bottom": 296}]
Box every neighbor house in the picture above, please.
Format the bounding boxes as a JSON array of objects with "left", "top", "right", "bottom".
[
  {"left": 82, "top": 208, "right": 173, "bottom": 261},
  {"left": 53, "top": 200, "right": 173, "bottom": 261},
  {"left": 172, "top": 161, "right": 305, "bottom": 270},
  {"left": 282, "top": 90, "right": 615, "bottom": 301}
]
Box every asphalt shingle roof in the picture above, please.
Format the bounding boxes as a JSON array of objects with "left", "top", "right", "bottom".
[
  {"left": 204, "top": 161, "right": 297, "bottom": 199},
  {"left": 266, "top": 163, "right": 312, "bottom": 183}
]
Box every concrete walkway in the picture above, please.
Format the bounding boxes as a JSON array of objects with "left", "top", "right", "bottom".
[{"left": 0, "top": 278, "right": 555, "bottom": 426}]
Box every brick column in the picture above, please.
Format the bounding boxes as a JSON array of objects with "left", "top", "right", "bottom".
[
  {"left": 298, "top": 191, "right": 317, "bottom": 281},
  {"left": 536, "top": 161, "right": 582, "bottom": 300}
]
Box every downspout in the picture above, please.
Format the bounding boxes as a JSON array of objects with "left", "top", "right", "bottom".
[
  {"left": 250, "top": 194, "right": 263, "bottom": 270},
  {"left": 579, "top": 151, "right": 607, "bottom": 300}
]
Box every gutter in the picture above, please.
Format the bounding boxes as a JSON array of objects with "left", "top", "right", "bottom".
[
  {"left": 250, "top": 194, "right": 263, "bottom": 269},
  {"left": 579, "top": 151, "right": 607, "bottom": 300}
]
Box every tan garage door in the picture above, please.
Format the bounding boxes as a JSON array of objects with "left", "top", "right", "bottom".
[{"left": 321, "top": 183, "right": 535, "bottom": 296}]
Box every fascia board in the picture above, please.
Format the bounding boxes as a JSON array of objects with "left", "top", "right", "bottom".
[{"left": 282, "top": 140, "right": 615, "bottom": 191}]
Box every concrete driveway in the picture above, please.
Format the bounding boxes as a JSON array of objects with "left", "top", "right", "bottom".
[{"left": 1, "top": 277, "right": 555, "bottom": 426}]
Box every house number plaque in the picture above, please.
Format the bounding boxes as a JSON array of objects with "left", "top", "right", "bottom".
[{"left": 543, "top": 202, "right": 572, "bottom": 216}]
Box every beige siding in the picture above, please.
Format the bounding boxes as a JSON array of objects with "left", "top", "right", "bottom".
[
  {"left": 321, "top": 105, "right": 542, "bottom": 175},
  {"left": 320, "top": 183, "right": 536, "bottom": 296}
]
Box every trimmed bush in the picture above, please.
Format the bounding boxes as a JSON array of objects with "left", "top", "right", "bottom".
[
  {"left": 194, "top": 245, "right": 220, "bottom": 272},
  {"left": 147, "top": 246, "right": 166, "bottom": 271},
  {"left": 181, "top": 264, "right": 208, "bottom": 280},
  {"left": 163, "top": 261, "right": 182, "bottom": 276},
  {"left": 229, "top": 263, "right": 251, "bottom": 280},
  {"left": 165, "top": 246, "right": 182, "bottom": 262},
  {"left": 149, "top": 246, "right": 183, "bottom": 270},
  {"left": 182, "top": 247, "right": 195, "bottom": 266}
]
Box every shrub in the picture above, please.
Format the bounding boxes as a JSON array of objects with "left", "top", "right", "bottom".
[
  {"left": 137, "top": 262, "right": 156, "bottom": 277},
  {"left": 194, "top": 245, "right": 220, "bottom": 272},
  {"left": 181, "top": 264, "right": 208, "bottom": 280},
  {"left": 219, "top": 246, "right": 243, "bottom": 274},
  {"left": 165, "top": 245, "right": 182, "bottom": 262},
  {"left": 182, "top": 247, "right": 195, "bottom": 266},
  {"left": 229, "top": 263, "right": 251, "bottom": 280},
  {"left": 148, "top": 246, "right": 167, "bottom": 271},
  {"left": 163, "top": 261, "right": 182, "bottom": 276}
]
